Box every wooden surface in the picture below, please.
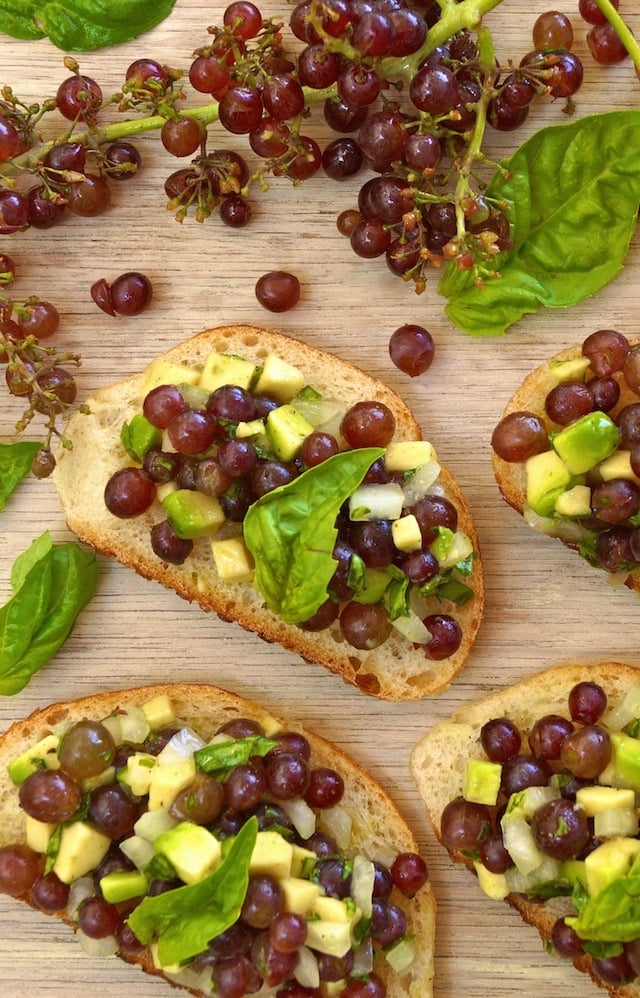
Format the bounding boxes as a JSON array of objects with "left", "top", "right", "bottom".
[{"left": 1, "top": 2, "right": 639, "bottom": 995}]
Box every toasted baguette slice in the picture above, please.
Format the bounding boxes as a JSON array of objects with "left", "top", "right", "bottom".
[
  {"left": 491, "top": 339, "right": 640, "bottom": 592},
  {"left": 410, "top": 661, "right": 640, "bottom": 996},
  {"left": 53, "top": 325, "right": 483, "bottom": 700},
  {"left": 0, "top": 682, "right": 435, "bottom": 996}
]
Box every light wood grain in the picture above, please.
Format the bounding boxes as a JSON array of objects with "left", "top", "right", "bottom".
[{"left": 1, "top": 1, "right": 640, "bottom": 994}]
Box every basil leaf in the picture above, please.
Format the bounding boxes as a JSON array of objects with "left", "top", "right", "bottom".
[
  {"left": 0, "top": 1, "right": 44, "bottom": 39},
  {"left": 566, "top": 875, "right": 640, "bottom": 942},
  {"left": 243, "top": 448, "right": 384, "bottom": 625},
  {"left": 438, "top": 110, "right": 640, "bottom": 336},
  {"left": 0, "top": 534, "right": 98, "bottom": 695},
  {"left": 1, "top": 0, "right": 177, "bottom": 51},
  {"left": 194, "top": 736, "right": 278, "bottom": 774},
  {"left": 126, "top": 816, "right": 258, "bottom": 966},
  {"left": 0, "top": 442, "right": 40, "bottom": 511},
  {"left": 10, "top": 531, "right": 53, "bottom": 592}
]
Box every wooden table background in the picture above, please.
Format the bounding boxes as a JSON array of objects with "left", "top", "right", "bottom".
[{"left": 1, "top": 1, "right": 639, "bottom": 994}]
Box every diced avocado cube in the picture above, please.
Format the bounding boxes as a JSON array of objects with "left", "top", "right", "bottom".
[
  {"left": 53, "top": 822, "right": 111, "bottom": 884},
  {"left": 391, "top": 514, "right": 422, "bottom": 552},
  {"left": 551, "top": 412, "right": 620, "bottom": 475},
  {"left": 210, "top": 536, "right": 255, "bottom": 583},
  {"left": 548, "top": 357, "right": 591, "bottom": 383},
  {"left": 599, "top": 450, "right": 640, "bottom": 483},
  {"left": 463, "top": 758, "right": 502, "bottom": 806},
  {"left": 576, "top": 785, "right": 636, "bottom": 816},
  {"left": 281, "top": 876, "right": 321, "bottom": 914},
  {"left": 140, "top": 359, "right": 200, "bottom": 396},
  {"left": 235, "top": 418, "right": 266, "bottom": 439},
  {"left": 80, "top": 766, "right": 116, "bottom": 793},
  {"left": 119, "top": 706, "right": 151, "bottom": 744},
  {"left": 120, "top": 414, "right": 162, "bottom": 462},
  {"left": 100, "top": 869, "right": 148, "bottom": 904},
  {"left": 554, "top": 484, "right": 592, "bottom": 518},
  {"left": 594, "top": 807, "right": 639, "bottom": 839},
  {"left": 348, "top": 483, "right": 405, "bottom": 522},
  {"left": 305, "top": 918, "right": 352, "bottom": 958},
  {"left": 290, "top": 843, "right": 317, "bottom": 878},
  {"left": 253, "top": 354, "right": 305, "bottom": 402},
  {"left": 148, "top": 757, "right": 196, "bottom": 810},
  {"left": 266, "top": 404, "right": 314, "bottom": 461},
  {"left": 384, "top": 440, "right": 437, "bottom": 472},
  {"left": 385, "top": 937, "right": 417, "bottom": 973},
  {"left": 314, "top": 896, "right": 354, "bottom": 923},
  {"left": 610, "top": 731, "right": 640, "bottom": 788},
  {"left": 162, "top": 489, "right": 225, "bottom": 540},
  {"left": 25, "top": 815, "right": 56, "bottom": 854},
  {"left": 142, "top": 693, "right": 176, "bottom": 731},
  {"left": 525, "top": 450, "right": 572, "bottom": 516},
  {"left": 352, "top": 567, "right": 391, "bottom": 606},
  {"left": 584, "top": 837, "right": 640, "bottom": 897},
  {"left": 559, "top": 858, "right": 586, "bottom": 889},
  {"left": 150, "top": 942, "right": 183, "bottom": 974},
  {"left": 120, "top": 752, "right": 157, "bottom": 796},
  {"left": 473, "top": 860, "right": 510, "bottom": 899},
  {"left": 154, "top": 821, "right": 222, "bottom": 884},
  {"left": 199, "top": 352, "right": 257, "bottom": 393},
  {"left": 249, "top": 830, "right": 293, "bottom": 879},
  {"left": 8, "top": 734, "right": 60, "bottom": 786},
  {"left": 433, "top": 529, "right": 474, "bottom": 569}
]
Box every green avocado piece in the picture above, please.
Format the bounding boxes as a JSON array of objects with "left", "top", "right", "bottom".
[
  {"left": 610, "top": 730, "right": 640, "bottom": 788},
  {"left": 352, "top": 567, "right": 391, "bottom": 605},
  {"left": 463, "top": 758, "right": 502, "bottom": 806},
  {"left": 100, "top": 869, "right": 149, "bottom": 903},
  {"left": 266, "top": 404, "right": 314, "bottom": 461},
  {"left": 525, "top": 450, "right": 572, "bottom": 516},
  {"left": 162, "top": 489, "right": 225, "bottom": 540},
  {"left": 120, "top": 414, "right": 162, "bottom": 462},
  {"left": 7, "top": 734, "right": 60, "bottom": 786},
  {"left": 551, "top": 412, "right": 620, "bottom": 475}
]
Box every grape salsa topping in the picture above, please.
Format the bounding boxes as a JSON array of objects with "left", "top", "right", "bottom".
[
  {"left": 0, "top": 693, "right": 429, "bottom": 997},
  {"left": 440, "top": 677, "right": 640, "bottom": 989},
  {"left": 103, "top": 347, "right": 478, "bottom": 662},
  {"left": 491, "top": 330, "right": 640, "bottom": 582}
]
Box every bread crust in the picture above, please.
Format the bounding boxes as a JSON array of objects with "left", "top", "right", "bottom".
[
  {"left": 0, "top": 682, "right": 436, "bottom": 996},
  {"left": 53, "top": 324, "right": 484, "bottom": 700},
  {"left": 410, "top": 661, "right": 640, "bottom": 997},
  {"left": 491, "top": 339, "right": 640, "bottom": 594}
]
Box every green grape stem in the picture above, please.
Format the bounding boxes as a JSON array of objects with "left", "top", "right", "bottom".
[
  {"left": 595, "top": 0, "right": 640, "bottom": 71},
  {"left": 1, "top": 0, "right": 505, "bottom": 180}
]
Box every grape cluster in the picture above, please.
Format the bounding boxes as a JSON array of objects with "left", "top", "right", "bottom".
[{"left": 0, "top": 254, "right": 82, "bottom": 476}]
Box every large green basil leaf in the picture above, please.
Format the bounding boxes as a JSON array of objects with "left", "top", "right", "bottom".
[
  {"left": 0, "top": 1, "right": 43, "bottom": 39},
  {"left": 243, "top": 448, "right": 384, "bottom": 626},
  {"left": 127, "top": 816, "right": 258, "bottom": 966},
  {"left": 0, "top": 441, "right": 40, "bottom": 511},
  {"left": 0, "top": 531, "right": 98, "bottom": 695},
  {"left": 0, "top": 0, "right": 178, "bottom": 50},
  {"left": 438, "top": 110, "right": 640, "bottom": 336},
  {"left": 566, "top": 875, "right": 640, "bottom": 942}
]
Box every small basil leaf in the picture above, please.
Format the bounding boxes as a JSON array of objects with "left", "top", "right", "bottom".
[
  {"left": 438, "top": 110, "right": 640, "bottom": 335},
  {"left": 126, "top": 815, "right": 258, "bottom": 966},
  {"left": 194, "top": 736, "right": 278, "bottom": 774},
  {"left": 0, "top": 441, "right": 40, "bottom": 511},
  {"left": 243, "top": 448, "right": 384, "bottom": 625}
]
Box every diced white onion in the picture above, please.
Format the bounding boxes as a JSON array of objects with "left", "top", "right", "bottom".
[
  {"left": 119, "top": 834, "right": 156, "bottom": 871},
  {"left": 391, "top": 611, "right": 431, "bottom": 645},
  {"left": 280, "top": 797, "right": 317, "bottom": 840},
  {"left": 119, "top": 706, "right": 151, "bottom": 745},
  {"left": 157, "top": 726, "right": 206, "bottom": 765},
  {"left": 402, "top": 460, "right": 441, "bottom": 505},
  {"left": 134, "top": 807, "right": 178, "bottom": 842},
  {"left": 604, "top": 680, "right": 640, "bottom": 733},
  {"left": 350, "top": 854, "right": 375, "bottom": 918},
  {"left": 77, "top": 930, "right": 119, "bottom": 959},
  {"left": 320, "top": 805, "right": 352, "bottom": 850},
  {"left": 67, "top": 877, "right": 95, "bottom": 920},
  {"left": 351, "top": 937, "right": 374, "bottom": 976},
  {"left": 294, "top": 946, "right": 320, "bottom": 988}
]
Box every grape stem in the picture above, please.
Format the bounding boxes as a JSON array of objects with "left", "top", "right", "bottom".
[
  {"left": 1, "top": 0, "right": 506, "bottom": 179},
  {"left": 595, "top": 0, "right": 640, "bottom": 71}
]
